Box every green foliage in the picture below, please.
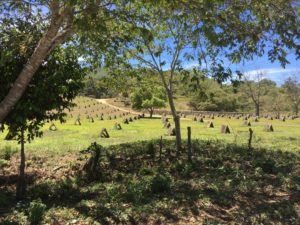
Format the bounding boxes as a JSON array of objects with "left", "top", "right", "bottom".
[
  {"left": 146, "top": 141, "right": 155, "bottom": 158},
  {"left": 150, "top": 174, "right": 171, "bottom": 194},
  {"left": 27, "top": 199, "right": 46, "bottom": 225},
  {"left": 105, "top": 184, "right": 122, "bottom": 202},
  {"left": 0, "top": 191, "right": 10, "bottom": 207},
  {"left": 125, "top": 179, "right": 150, "bottom": 204},
  {"left": 0, "top": 159, "right": 9, "bottom": 168},
  {"left": 283, "top": 76, "right": 300, "bottom": 115},
  {"left": 28, "top": 181, "right": 55, "bottom": 200},
  {"left": 190, "top": 79, "right": 238, "bottom": 111},
  {"left": 142, "top": 97, "right": 166, "bottom": 110},
  {"left": 0, "top": 15, "right": 85, "bottom": 142},
  {"left": 80, "top": 69, "right": 125, "bottom": 98},
  {"left": 0, "top": 145, "right": 17, "bottom": 160},
  {"left": 131, "top": 86, "right": 166, "bottom": 116},
  {"left": 253, "top": 157, "right": 276, "bottom": 174},
  {"left": 1, "top": 139, "right": 300, "bottom": 223}
]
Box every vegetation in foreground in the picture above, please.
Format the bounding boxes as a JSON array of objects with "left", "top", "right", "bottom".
[{"left": 0, "top": 140, "right": 299, "bottom": 224}]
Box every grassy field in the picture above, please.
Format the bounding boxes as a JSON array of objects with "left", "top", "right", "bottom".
[{"left": 0, "top": 102, "right": 299, "bottom": 154}]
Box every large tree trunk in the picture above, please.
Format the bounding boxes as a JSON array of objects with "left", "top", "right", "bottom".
[
  {"left": 16, "top": 130, "right": 26, "bottom": 200},
  {"left": 255, "top": 103, "right": 260, "bottom": 117},
  {"left": 0, "top": 1, "right": 73, "bottom": 123},
  {"left": 149, "top": 108, "right": 154, "bottom": 118},
  {"left": 166, "top": 89, "right": 182, "bottom": 155}
]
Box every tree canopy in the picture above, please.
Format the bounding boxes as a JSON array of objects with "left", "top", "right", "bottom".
[
  {"left": 131, "top": 87, "right": 167, "bottom": 118},
  {"left": 0, "top": 13, "right": 85, "bottom": 199}
]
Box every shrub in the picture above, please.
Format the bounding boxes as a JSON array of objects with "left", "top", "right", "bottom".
[
  {"left": 28, "top": 181, "right": 54, "bottom": 200},
  {"left": 0, "top": 146, "right": 17, "bottom": 160},
  {"left": 150, "top": 174, "right": 171, "bottom": 194},
  {"left": 146, "top": 142, "right": 155, "bottom": 158},
  {"left": 105, "top": 184, "right": 122, "bottom": 202},
  {"left": 125, "top": 180, "right": 148, "bottom": 203},
  {"left": 139, "top": 167, "right": 154, "bottom": 176},
  {"left": 27, "top": 199, "right": 46, "bottom": 225},
  {"left": 0, "top": 191, "right": 10, "bottom": 207},
  {"left": 0, "top": 159, "right": 9, "bottom": 168},
  {"left": 107, "top": 151, "right": 117, "bottom": 168},
  {"left": 253, "top": 158, "right": 276, "bottom": 174}
]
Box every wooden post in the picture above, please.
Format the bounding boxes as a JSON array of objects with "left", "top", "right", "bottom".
[
  {"left": 159, "top": 136, "right": 163, "bottom": 162},
  {"left": 16, "top": 129, "right": 26, "bottom": 200},
  {"left": 187, "top": 127, "right": 192, "bottom": 162},
  {"left": 248, "top": 128, "right": 253, "bottom": 150}
]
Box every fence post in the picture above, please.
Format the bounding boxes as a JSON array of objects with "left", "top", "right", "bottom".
[
  {"left": 248, "top": 128, "right": 253, "bottom": 150},
  {"left": 159, "top": 136, "right": 163, "bottom": 162},
  {"left": 187, "top": 127, "right": 192, "bottom": 162}
]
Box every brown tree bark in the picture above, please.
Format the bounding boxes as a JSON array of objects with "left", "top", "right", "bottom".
[
  {"left": 166, "top": 88, "right": 182, "bottom": 155},
  {"left": 0, "top": 1, "right": 73, "bottom": 123},
  {"left": 255, "top": 103, "right": 260, "bottom": 117},
  {"left": 148, "top": 108, "right": 154, "bottom": 118},
  {"left": 156, "top": 69, "right": 182, "bottom": 155},
  {"left": 16, "top": 130, "right": 26, "bottom": 200}
]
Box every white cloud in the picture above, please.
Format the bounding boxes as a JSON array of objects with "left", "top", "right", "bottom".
[
  {"left": 183, "top": 62, "right": 199, "bottom": 69},
  {"left": 78, "top": 56, "right": 85, "bottom": 62},
  {"left": 244, "top": 68, "right": 300, "bottom": 77},
  {"left": 243, "top": 67, "right": 300, "bottom": 84}
]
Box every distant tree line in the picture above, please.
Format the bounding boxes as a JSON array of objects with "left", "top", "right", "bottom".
[
  {"left": 82, "top": 69, "right": 300, "bottom": 116},
  {"left": 187, "top": 75, "right": 300, "bottom": 116}
]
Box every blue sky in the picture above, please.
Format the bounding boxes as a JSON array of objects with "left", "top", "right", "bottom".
[
  {"left": 235, "top": 54, "right": 299, "bottom": 85},
  {"left": 129, "top": 37, "right": 300, "bottom": 86},
  {"left": 184, "top": 51, "right": 300, "bottom": 86}
]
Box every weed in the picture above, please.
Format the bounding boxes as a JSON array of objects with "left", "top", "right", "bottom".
[
  {"left": 146, "top": 141, "right": 156, "bottom": 158},
  {"left": 0, "top": 146, "right": 17, "bottom": 160},
  {"left": 27, "top": 199, "right": 46, "bottom": 225},
  {"left": 0, "top": 159, "right": 9, "bottom": 168},
  {"left": 150, "top": 174, "right": 171, "bottom": 194}
]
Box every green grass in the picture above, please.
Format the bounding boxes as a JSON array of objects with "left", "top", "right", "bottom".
[
  {"left": 1, "top": 97, "right": 300, "bottom": 224},
  {"left": 1, "top": 140, "right": 299, "bottom": 224},
  {"left": 0, "top": 116, "right": 299, "bottom": 155}
]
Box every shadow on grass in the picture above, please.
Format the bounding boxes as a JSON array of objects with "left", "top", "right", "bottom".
[{"left": 1, "top": 139, "right": 300, "bottom": 224}]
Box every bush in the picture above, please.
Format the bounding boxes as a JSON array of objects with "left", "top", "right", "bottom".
[
  {"left": 0, "top": 159, "right": 9, "bottom": 168},
  {"left": 125, "top": 180, "right": 149, "bottom": 203},
  {"left": 253, "top": 158, "right": 276, "bottom": 174},
  {"left": 28, "top": 181, "right": 54, "bottom": 200},
  {"left": 146, "top": 142, "right": 155, "bottom": 158},
  {"left": 150, "top": 174, "right": 171, "bottom": 194},
  {"left": 139, "top": 167, "right": 154, "bottom": 176},
  {"left": 0, "top": 191, "right": 10, "bottom": 207},
  {"left": 0, "top": 146, "right": 17, "bottom": 160},
  {"left": 105, "top": 184, "right": 122, "bottom": 202},
  {"left": 27, "top": 199, "right": 46, "bottom": 225},
  {"left": 107, "top": 151, "right": 117, "bottom": 168}
]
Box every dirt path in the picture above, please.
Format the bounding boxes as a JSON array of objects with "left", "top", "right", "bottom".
[{"left": 96, "top": 99, "right": 140, "bottom": 115}]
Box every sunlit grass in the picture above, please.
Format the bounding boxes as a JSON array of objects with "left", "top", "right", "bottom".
[{"left": 1, "top": 115, "right": 299, "bottom": 154}]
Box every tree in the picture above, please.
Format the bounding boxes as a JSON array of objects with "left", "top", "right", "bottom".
[
  {"left": 119, "top": 0, "right": 299, "bottom": 154},
  {"left": 0, "top": 0, "right": 138, "bottom": 122},
  {"left": 264, "top": 87, "right": 287, "bottom": 117},
  {"left": 0, "top": 17, "right": 85, "bottom": 199},
  {"left": 240, "top": 71, "right": 277, "bottom": 116},
  {"left": 142, "top": 97, "right": 166, "bottom": 118},
  {"left": 283, "top": 76, "right": 300, "bottom": 115},
  {"left": 122, "top": 4, "right": 198, "bottom": 154},
  {"left": 189, "top": 79, "right": 238, "bottom": 112},
  {"left": 131, "top": 87, "right": 167, "bottom": 118}
]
